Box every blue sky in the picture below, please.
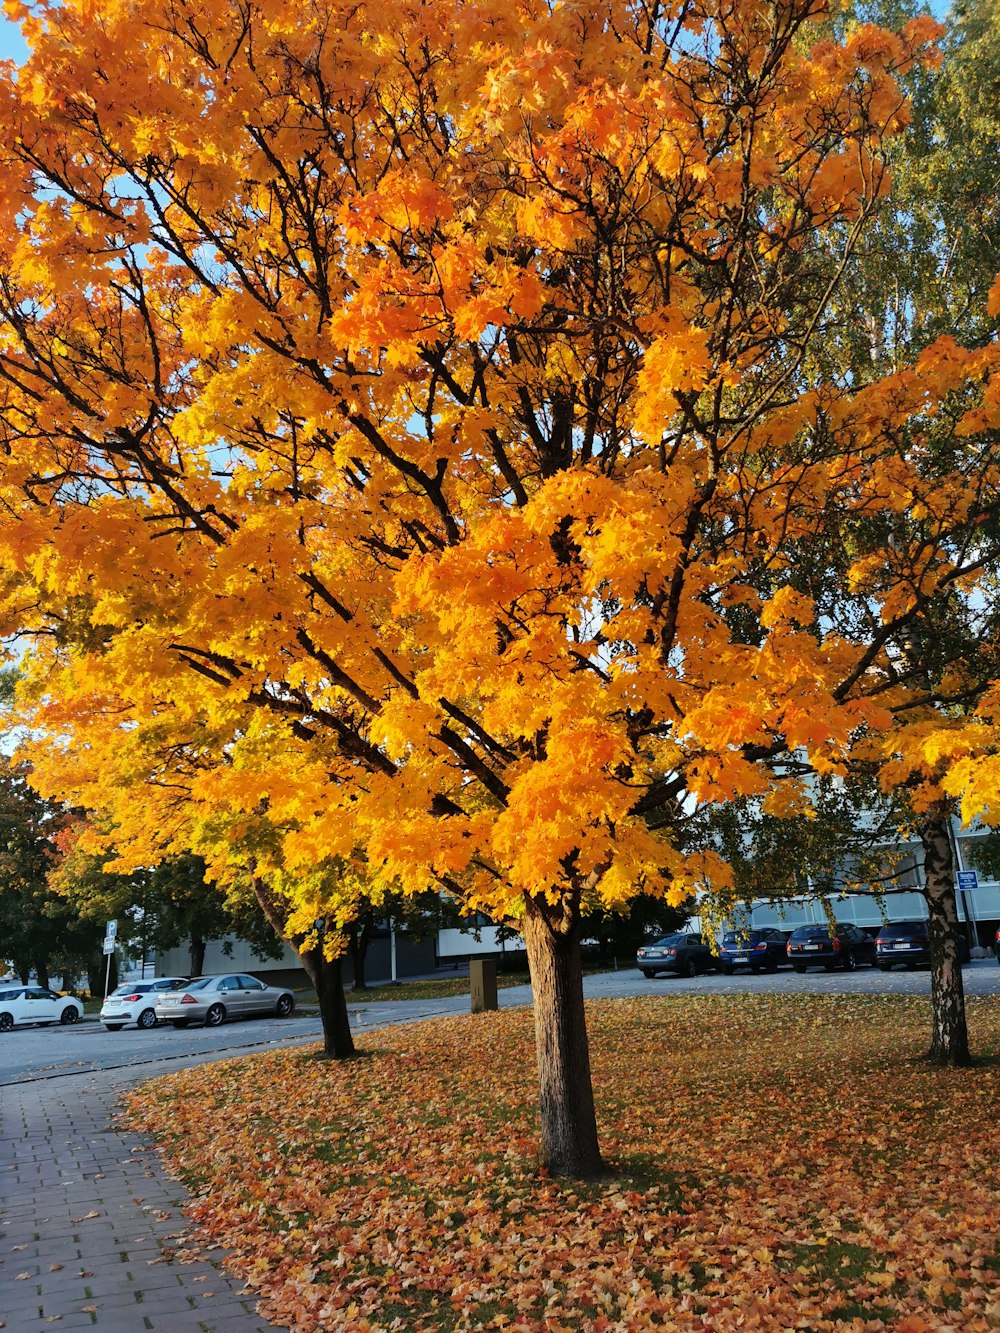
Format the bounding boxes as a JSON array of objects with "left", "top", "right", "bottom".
[{"left": 0, "top": 17, "right": 26, "bottom": 64}]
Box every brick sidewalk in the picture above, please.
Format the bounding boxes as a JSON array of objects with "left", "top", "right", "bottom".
[{"left": 0, "top": 1064, "right": 282, "bottom": 1332}]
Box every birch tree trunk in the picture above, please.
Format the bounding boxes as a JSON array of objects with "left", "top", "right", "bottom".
[{"left": 920, "top": 807, "right": 972, "bottom": 1067}]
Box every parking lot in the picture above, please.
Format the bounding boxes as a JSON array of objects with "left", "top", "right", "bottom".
[{"left": 2, "top": 958, "right": 998, "bottom": 1087}]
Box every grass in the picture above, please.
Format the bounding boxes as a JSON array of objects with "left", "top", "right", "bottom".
[
  {"left": 345, "top": 972, "right": 530, "bottom": 1003},
  {"left": 123, "top": 993, "right": 1000, "bottom": 1332},
  {"left": 345, "top": 963, "right": 614, "bottom": 1004}
]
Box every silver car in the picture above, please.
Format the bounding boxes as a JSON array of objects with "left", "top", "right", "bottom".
[
  {"left": 100, "top": 977, "right": 189, "bottom": 1030},
  {"left": 154, "top": 973, "right": 296, "bottom": 1028}
]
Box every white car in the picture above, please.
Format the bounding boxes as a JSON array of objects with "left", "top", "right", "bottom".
[
  {"left": 100, "top": 977, "right": 189, "bottom": 1030},
  {"left": 0, "top": 985, "right": 84, "bottom": 1031}
]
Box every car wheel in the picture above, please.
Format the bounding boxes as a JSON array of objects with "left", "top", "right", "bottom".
[
  {"left": 104, "top": 1024, "right": 125, "bottom": 1031},
  {"left": 640, "top": 969, "right": 655, "bottom": 979},
  {"left": 823, "top": 961, "right": 837, "bottom": 971},
  {"left": 793, "top": 965, "right": 806, "bottom": 974},
  {"left": 878, "top": 963, "right": 892, "bottom": 972},
  {"left": 0, "top": 1012, "right": 12, "bottom": 1032},
  {"left": 683, "top": 958, "right": 697, "bottom": 979},
  {"left": 765, "top": 961, "right": 779, "bottom": 973},
  {"left": 275, "top": 994, "right": 294, "bottom": 1018},
  {"left": 137, "top": 1007, "right": 157, "bottom": 1030},
  {"left": 721, "top": 965, "right": 733, "bottom": 976},
  {"left": 843, "top": 954, "right": 857, "bottom": 972},
  {"left": 60, "top": 1005, "right": 80, "bottom": 1024},
  {"left": 171, "top": 1019, "right": 190, "bottom": 1029},
  {"left": 205, "top": 1003, "right": 226, "bottom": 1027}
]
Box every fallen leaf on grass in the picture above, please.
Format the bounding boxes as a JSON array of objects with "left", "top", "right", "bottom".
[{"left": 866, "top": 1270, "right": 895, "bottom": 1288}]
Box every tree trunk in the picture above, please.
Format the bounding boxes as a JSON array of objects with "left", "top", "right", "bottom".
[
  {"left": 189, "top": 934, "right": 206, "bottom": 977},
  {"left": 920, "top": 809, "right": 972, "bottom": 1066},
  {"left": 300, "top": 946, "right": 356, "bottom": 1058},
  {"left": 521, "top": 896, "right": 604, "bottom": 1178},
  {"left": 87, "top": 953, "right": 117, "bottom": 998},
  {"left": 34, "top": 958, "right": 50, "bottom": 989},
  {"left": 348, "top": 916, "right": 373, "bottom": 990},
  {"left": 247, "top": 875, "right": 356, "bottom": 1059}
]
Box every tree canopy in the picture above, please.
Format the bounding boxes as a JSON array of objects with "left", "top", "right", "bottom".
[{"left": 0, "top": 0, "right": 996, "bottom": 1171}]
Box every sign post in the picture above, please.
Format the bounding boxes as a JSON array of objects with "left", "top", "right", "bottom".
[
  {"left": 956, "top": 870, "right": 979, "bottom": 952},
  {"left": 102, "top": 920, "right": 118, "bottom": 1000}
]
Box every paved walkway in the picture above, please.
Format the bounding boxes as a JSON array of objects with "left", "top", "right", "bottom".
[{"left": 0, "top": 1059, "right": 282, "bottom": 1332}]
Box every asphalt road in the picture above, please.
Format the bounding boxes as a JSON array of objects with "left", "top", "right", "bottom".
[{"left": 2, "top": 959, "right": 998, "bottom": 1086}]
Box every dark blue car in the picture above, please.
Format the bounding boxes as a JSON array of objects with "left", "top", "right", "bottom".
[
  {"left": 636, "top": 932, "right": 715, "bottom": 979},
  {"left": 718, "top": 927, "right": 787, "bottom": 974}
]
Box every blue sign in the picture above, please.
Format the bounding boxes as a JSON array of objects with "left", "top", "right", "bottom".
[{"left": 956, "top": 870, "right": 979, "bottom": 892}]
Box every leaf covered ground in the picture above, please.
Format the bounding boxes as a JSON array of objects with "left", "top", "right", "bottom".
[{"left": 123, "top": 995, "right": 1000, "bottom": 1332}]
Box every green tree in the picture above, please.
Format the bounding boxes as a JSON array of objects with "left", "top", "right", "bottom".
[
  {"left": 0, "top": 757, "right": 96, "bottom": 987},
  {"left": 55, "top": 842, "right": 284, "bottom": 977},
  {"left": 830, "top": 0, "right": 1000, "bottom": 1064},
  {"left": 708, "top": 0, "right": 1000, "bottom": 1066}
]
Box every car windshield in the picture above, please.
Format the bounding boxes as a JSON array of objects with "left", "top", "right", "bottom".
[
  {"left": 880, "top": 922, "right": 925, "bottom": 936},
  {"left": 111, "top": 983, "right": 149, "bottom": 995},
  {"left": 723, "top": 932, "right": 757, "bottom": 944},
  {"left": 791, "top": 926, "right": 830, "bottom": 939},
  {"left": 183, "top": 977, "right": 213, "bottom": 990},
  {"left": 653, "top": 934, "right": 686, "bottom": 947}
]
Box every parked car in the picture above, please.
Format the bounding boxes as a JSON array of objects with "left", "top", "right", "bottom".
[
  {"left": 717, "top": 927, "right": 788, "bottom": 974},
  {"left": 636, "top": 933, "right": 715, "bottom": 979},
  {"left": 100, "top": 977, "right": 189, "bottom": 1030},
  {"left": 786, "top": 923, "right": 877, "bottom": 972},
  {"left": 154, "top": 973, "right": 296, "bottom": 1028},
  {"left": 0, "top": 985, "right": 83, "bottom": 1031},
  {"left": 994, "top": 926, "right": 999, "bottom": 965},
  {"left": 876, "top": 920, "right": 970, "bottom": 971}
]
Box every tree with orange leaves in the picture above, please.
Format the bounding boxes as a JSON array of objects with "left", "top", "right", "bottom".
[{"left": 0, "top": 0, "right": 984, "bottom": 1175}]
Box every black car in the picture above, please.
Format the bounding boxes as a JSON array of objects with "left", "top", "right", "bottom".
[
  {"left": 876, "top": 920, "right": 970, "bottom": 971},
  {"left": 994, "top": 926, "right": 1000, "bottom": 966},
  {"left": 636, "top": 932, "right": 715, "bottom": 979},
  {"left": 717, "top": 928, "right": 787, "bottom": 974},
  {"left": 786, "top": 922, "right": 877, "bottom": 972}
]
